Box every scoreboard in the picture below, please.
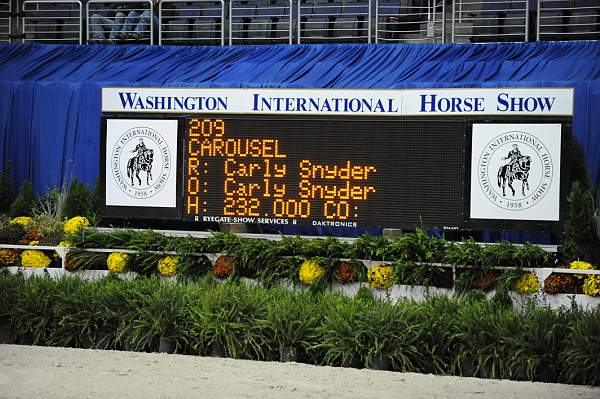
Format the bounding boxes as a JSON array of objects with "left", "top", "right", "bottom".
[
  {"left": 184, "top": 116, "right": 465, "bottom": 228},
  {"left": 100, "top": 87, "right": 575, "bottom": 231}
]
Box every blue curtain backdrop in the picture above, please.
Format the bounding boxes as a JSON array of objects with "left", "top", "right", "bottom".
[{"left": 0, "top": 41, "right": 599, "bottom": 236}]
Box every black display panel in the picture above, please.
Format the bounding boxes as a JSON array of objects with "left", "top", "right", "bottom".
[{"left": 183, "top": 116, "right": 466, "bottom": 229}]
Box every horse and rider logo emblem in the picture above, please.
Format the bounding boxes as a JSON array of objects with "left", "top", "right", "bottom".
[
  {"left": 111, "top": 126, "right": 171, "bottom": 199},
  {"left": 477, "top": 130, "right": 554, "bottom": 211}
]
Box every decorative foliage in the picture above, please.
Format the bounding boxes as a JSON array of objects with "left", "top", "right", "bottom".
[
  {"left": 0, "top": 248, "right": 18, "bottom": 266},
  {"left": 334, "top": 261, "right": 357, "bottom": 284},
  {"left": 367, "top": 264, "right": 395, "bottom": 289},
  {"left": 157, "top": 256, "right": 178, "bottom": 277},
  {"left": 298, "top": 259, "right": 326, "bottom": 286},
  {"left": 569, "top": 260, "right": 595, "bottom": 280},
  {"left": 213, "top": 255, "right": 235, "bottom": 279},
  {"left": 21, "top": 249, "right": 51, "bottom": 268},
  {"left": 107, "top": 252, "right": 129, "bottom": 273},
  {"left": 63, "top": 216, "right": 90, "bottom": 234},
  {"left": 512, "top": 272, "right": 539, "bottom": 294},
  {"left": 582, "top": 275, "right": 600, "bottom": 296}
]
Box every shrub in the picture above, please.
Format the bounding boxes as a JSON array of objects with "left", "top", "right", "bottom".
[
  {"left": 563, "top": 181, "right": 600, "bottom": 265},
  {"left": 0, "top": 161, "right": 14, "bottom": 214},
  {"left": 90, "top": 177, "right": 103, "bottom": 220},
  {"left": 9, "top": 181, "right": 35, "bottom": 217},
  {"left": 61, "top": 178, "right": 91, "bottom": 220}
]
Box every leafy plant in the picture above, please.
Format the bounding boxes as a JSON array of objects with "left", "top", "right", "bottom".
[
  {"left": 452, "top": 298, "right": 524, "bottom": 379},
  {"left": 346, "top": 233, "right": 389, "bottom": 260},
  {"left": 383, "top": 230, "right": 446, "bottom": 263},
  {"left": 9, "top": 275, "right": 59, "bottom": 345},
  {"left": 312, "top": 295, "right": 368, "bottom": 367},
  {"left": 508, "top": 304, "right": 572, "bottom": 382},
  {"left": 128, "top": 280, "right": 189, "bottom": 351},
  {"left": 48, "top": 277, "right": 101, "bottom": 348},
  {"left": 184, "top": 281, "right": 268, "bottom": 359},
  {"left": 513, "top": 243, "right": 550, "bottom": 268},
  {"left": 480, "top": 241, "right": 515, "bottom": 267},
  {"left": 261, "top": 289, "right": 322, "bottom": 362},
  {"left": 560, "top": 306, "right": 600, "bottom": 386},
  {"left": 66, "top": 249, "right": 108, "bottom": 271}
]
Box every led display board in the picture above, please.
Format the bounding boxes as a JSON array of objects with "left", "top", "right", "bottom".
[{"left": 184, "top": 116, "right": 466, "bottom": 229}]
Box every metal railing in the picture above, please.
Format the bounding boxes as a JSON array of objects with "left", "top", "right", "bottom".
[
  {"left": 298, "top": 0, "right": 371, "bottom": 43},
  {"left": 230, "top": 0, "right": 292, "bottom": 45},
  {"left": 537, "top": 0, "right": 600, "bottom": 41},
  {"left": 4, "top": 0, "right": 600, "bottom": 46},
  {"left": 452, "top": 0, "right": 529, "bottom": 43},
  {"left": 22, "top": 0, "right": 82, "bottom": 43},
  {"left": 160, "top": 0, "right": 224, "bottom": 45},
  {"left": 376, "top": 0, "right": 444, "bottom": 43},
  {"left": 87, "top": 0, "right": 154, "bottom": 44},
  {"left": 0, "top": 0, "right": 9, "bottom": 43}
]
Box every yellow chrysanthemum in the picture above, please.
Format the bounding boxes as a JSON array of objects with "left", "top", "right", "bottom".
[
  {"left": 569, "top": 260, "right": 595, "bottom": 280},
  {"left": 367, "top": 264, "right": 395, "bottom": 289},
  {"left": 107, "top": 252, "right": 128, "bottom": 273},
  {"left": 64, "top": 216, "right": 90, "bottom": 234},
  {"left": 513, "top": 272, "right": 540, "bottom": 294},
  {"left": 10, "top": 216, "right": 33, "bottom": 226},
  {"left": 299, "top": 259, "right": 326, "bottom": 285},
  {"left": 28, "top": 240, "right": 40, "bottom": 246},
  {"left": 158, "top": 256, "right": 178, "bottom": 277},
  {"left": 583, "top": 275, "right": 600, "bottom": 297},
  {"left": 21, "top": 249, "right": 51, "bottom": 268}
]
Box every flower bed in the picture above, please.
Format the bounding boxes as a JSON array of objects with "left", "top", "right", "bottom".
[{"left": 2, "top": 227, "right": 600, "bottom": 306}]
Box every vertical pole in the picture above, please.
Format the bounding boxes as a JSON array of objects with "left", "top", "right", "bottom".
[
  {"left": 374, "top": 0, "right": 378, "bottom": 43},
  {"left": 536, "top": 0, "right": 540, "bottom": 41},
  {"left": 451, "top": 0, "right": 455, "bottom": 43},
  {"left": 525, "top": 0, "right": 529, "bottom": 41}
]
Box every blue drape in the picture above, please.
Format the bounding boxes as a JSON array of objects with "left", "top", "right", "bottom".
[{"left": 1, "top": 41, "right": 599, "bottom": 221}]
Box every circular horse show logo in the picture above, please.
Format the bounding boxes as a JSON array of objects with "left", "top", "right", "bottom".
[
  {"left": 477, "top": 130, "right": 553, "bottom": 211},
  {"left": 111, "top": 126, "right": 171, "bottom": 199}
]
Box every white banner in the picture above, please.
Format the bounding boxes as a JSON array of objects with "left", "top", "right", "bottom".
[
  {"left": 105, "top": 119, "right": 178, "bottom": 208},
  {"left": 102, "top": 87, "right": 574, "bottom": 116},
  {"left": 470, "top": 124, "right": 561, "bottom": 221}
]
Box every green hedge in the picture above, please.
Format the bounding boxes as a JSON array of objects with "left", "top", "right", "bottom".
[{"left": 1, "top": 271, "right": 598, "bottom": 386}]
